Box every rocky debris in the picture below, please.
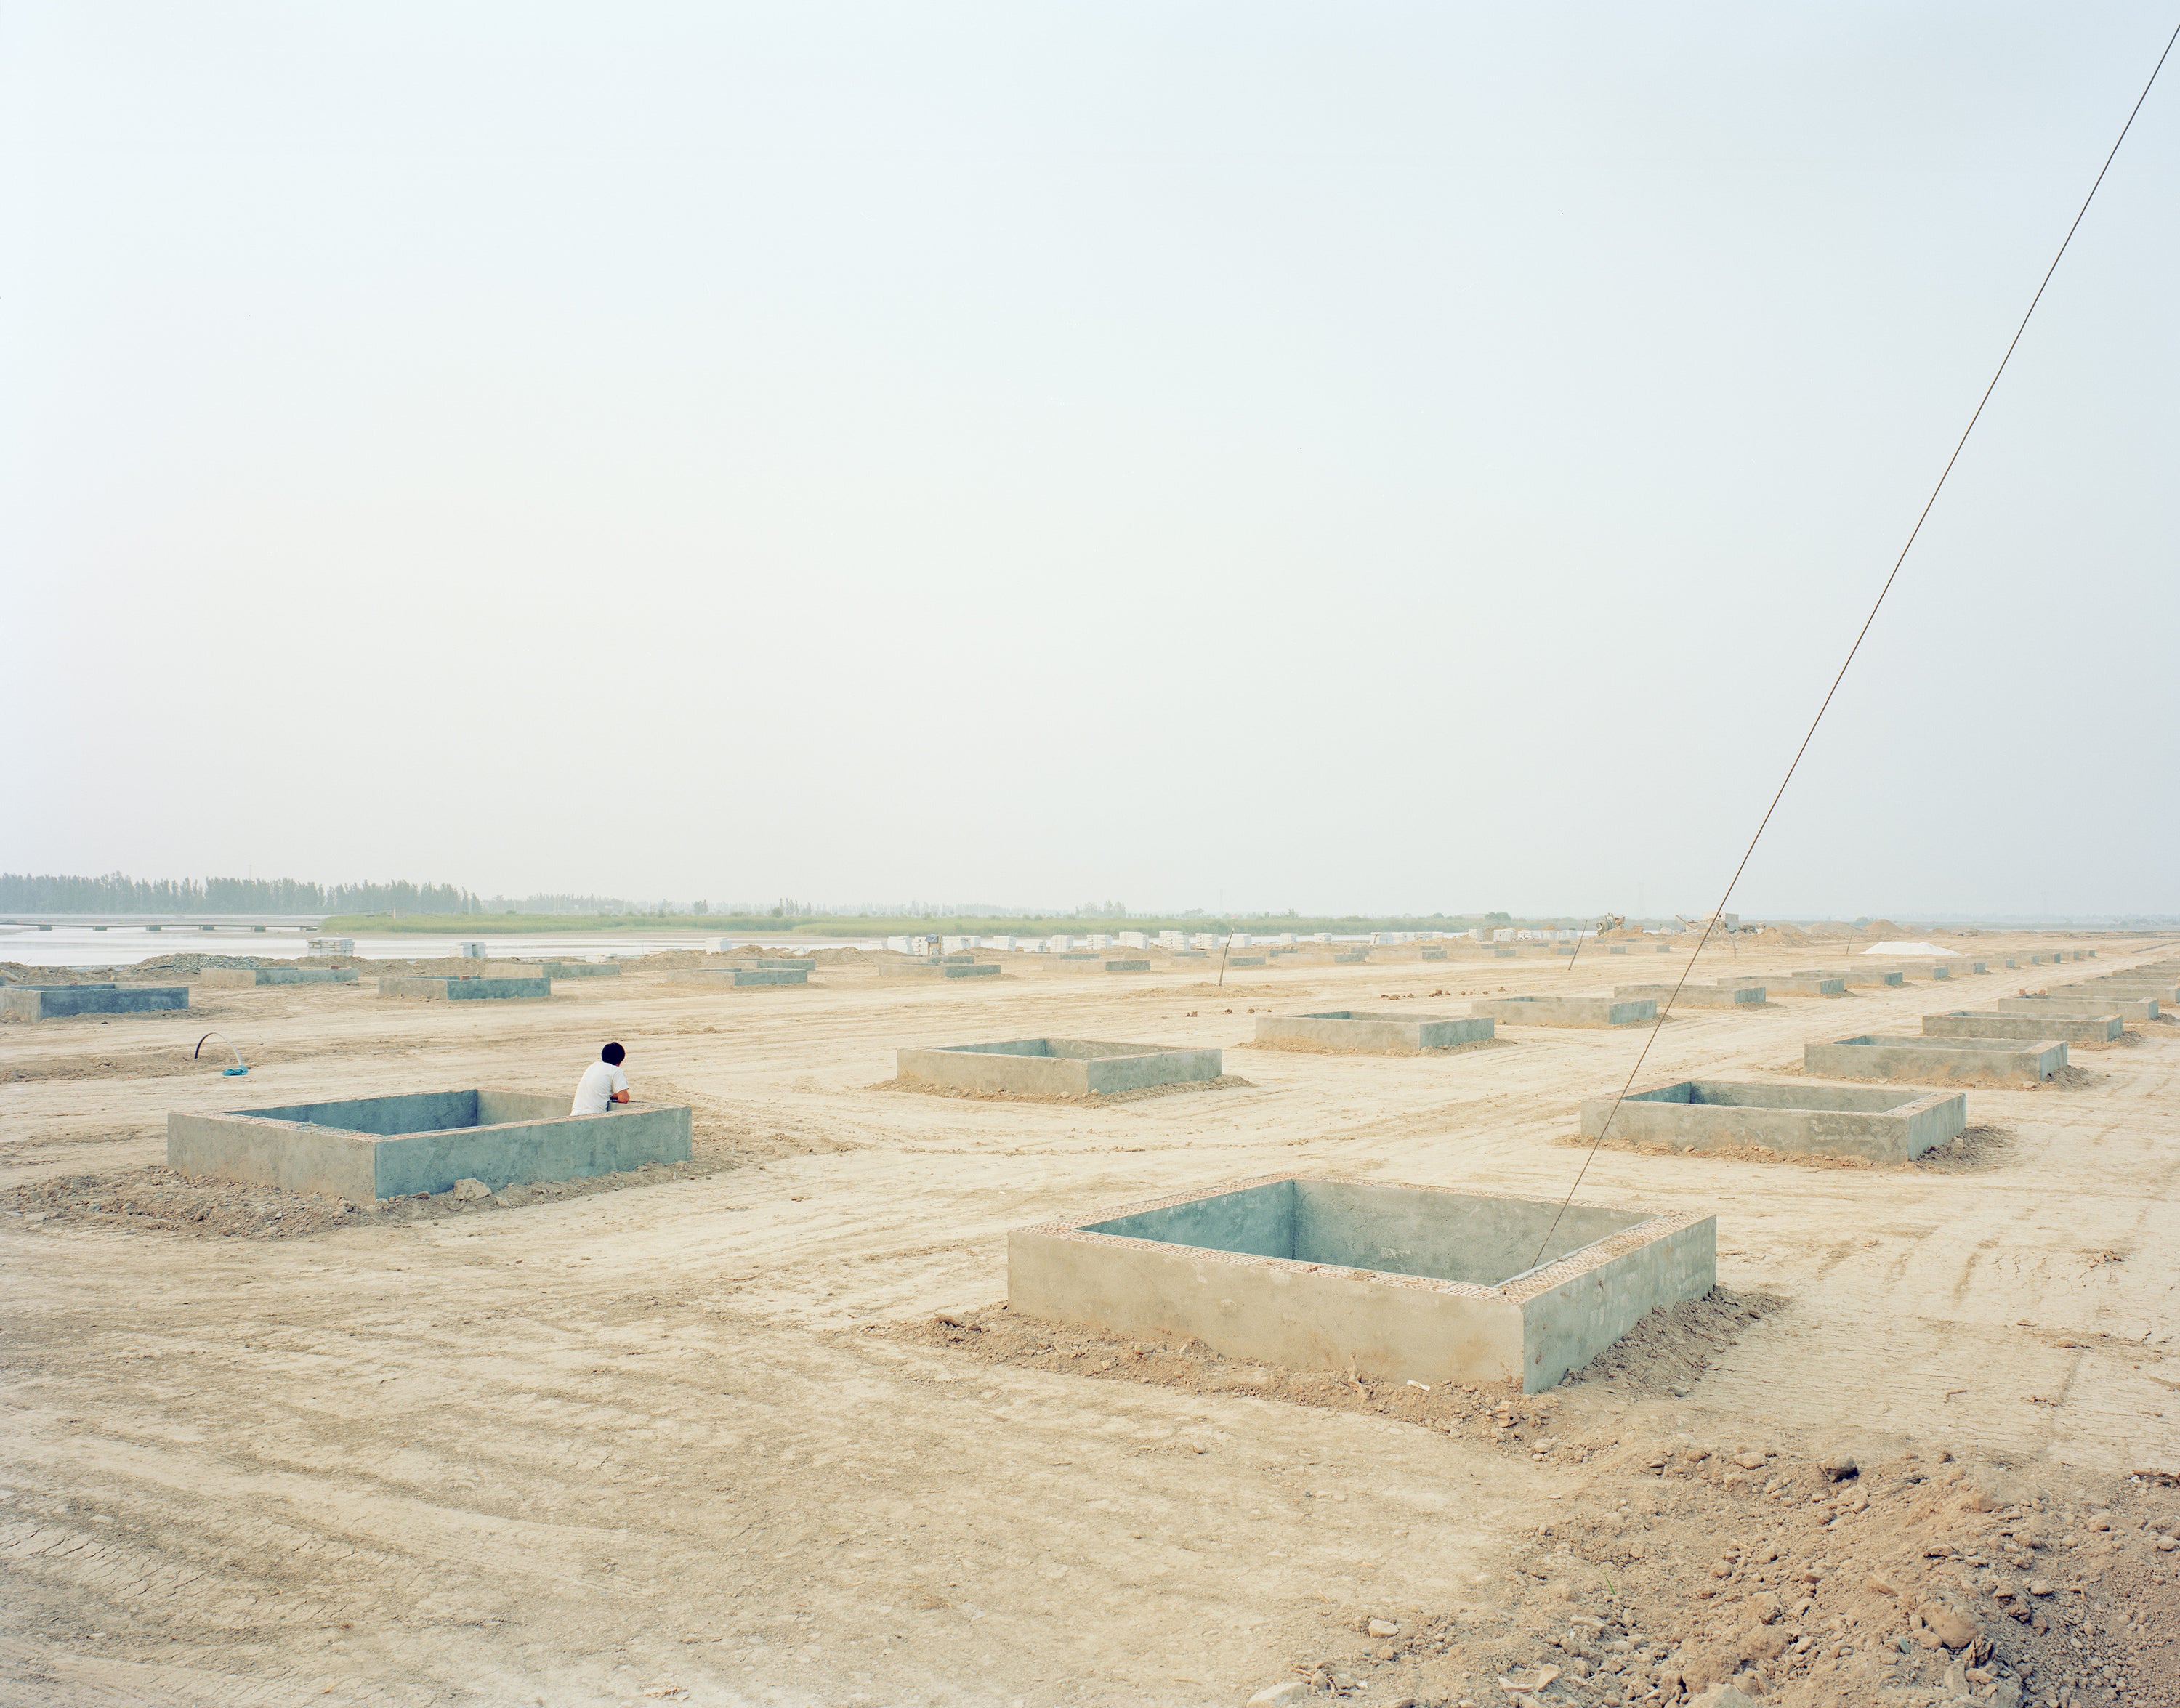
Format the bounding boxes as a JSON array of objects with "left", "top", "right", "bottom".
[{"left": 451, "top": 1178, "right": 490, "bottom": 1200}]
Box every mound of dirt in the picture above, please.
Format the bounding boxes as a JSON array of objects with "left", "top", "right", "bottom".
[{"left": 887, "top": 1296, "right": 2180, "bottom": 1708}]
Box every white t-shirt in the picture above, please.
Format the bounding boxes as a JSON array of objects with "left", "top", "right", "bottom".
[{"left": 572, "top": 1061, "right": 629, "bottom": 1116}]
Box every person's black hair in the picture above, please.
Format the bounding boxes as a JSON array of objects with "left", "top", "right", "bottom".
[{"left": 601, "top": 1041, "right": 626, "bottom": 1066}]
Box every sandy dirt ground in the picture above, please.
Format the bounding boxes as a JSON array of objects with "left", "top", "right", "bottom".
[{"left": 3, "top": 936, "right": 2177, "bottom": 1707}]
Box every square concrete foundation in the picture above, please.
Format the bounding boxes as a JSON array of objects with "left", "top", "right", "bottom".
[
  {"left": 1805, "top": 1033, "right": 2066, "bottom": 1084},
  {"left": 1333, "top": 950, "right": 1370, "bottom": 963},
  {"left": 541, "top": 960, "right": 621, "bottom": 979},
  {"left": 1583, "top": 1079, "right": 1965, "bottom": 1163},
  {"left": 1827, "top": 968, "right": 1905, "bottom": 988},
  {"left": 1104, "top": 960, "right": 1152, "bottom": 973},
  {"left": 2057, "top": 979, "right": 2177, "bottom": 1003},
  {"left": 1998, "top": 994, "right": 2156, "bottom": 1022},
  {"left": 1615, "top": 983, "right": 1761, "bottom": 1009},
  {"left": 1, "top": 984, "right": 190, "bottom": 1021},
  {"left": 200, "top": 966, "right": 359, "bottom": 988},
  {"left": 1721, "top": 972, "right": 1845, "bottom": 997},
  {"left": 905, "top": 960, "right": 999, "bottom": 978},
  {"left": 1254, "top": 1010, "right": 1495, "bottom": 1054},
  {"left": 1419, "top": 948, "right": 1448, "bottom": 961},
  {"left": 668, "top": 966, "right": 810, "bottom": 987},
  {"left": 1924, "top": 1010, "right": 2120, "bottom": 1045},
  {"left": 897, "top": 1038, "right": 1222, "bottom": 1097},
  {"left": 1472, "top": 995, "right": 1655, "bottom": 1028},
  {"left": 1007, "top": 1175, "right": 1716, "bottom": 1393},
  {"left": 167, "top": 1088, "right": 692, "bottom": 1201},
  {"left": 1222, "top": 955, "right": 1266, "bottom": 967},
  {"left": 377, "top": 976, "right": 552, "bottom": 1000}
]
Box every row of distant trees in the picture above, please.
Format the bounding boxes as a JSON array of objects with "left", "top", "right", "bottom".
[{"left": 0, "top": 872, "right": 475, "bottom": 915}]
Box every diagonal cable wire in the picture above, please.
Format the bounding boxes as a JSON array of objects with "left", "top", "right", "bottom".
[{"left": 1529, "top": 20, "right": 2180, "bottom": 1271}]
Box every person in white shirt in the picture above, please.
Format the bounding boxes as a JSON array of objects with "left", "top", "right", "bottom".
[{"left": 571, "top": 1042, "right": 631, "bottom": 1115}]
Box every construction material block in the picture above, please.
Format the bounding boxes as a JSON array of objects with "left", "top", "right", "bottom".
[
  {"left": 1254, "top": 1010, "right": 1495, "bottom": 1054},
  {"left": 1804, "top": 1033, "right": 2065, "bottom": 1085},
  {"left": 1583, "top": 1079, "right": 1965, "bottom": 1163},
  {"left": 540, "top": 960, "right": 621, "bottom": 979},
  {"left": 1419, "top": 948, "right": 1448, "bottom": 961},
  {"left": 667, "top": 966, "right": 810, "bottom": 987},
  {"left": 167, "top": 1088, "right": 690, "bottom": 1200},
  {"left": 1, "top": 984, "right": 189, "bottom": 1022},
  {"left": 897, "top": 1037, "right": 1221, "bottom": 1097},
  {"left": 1824, "top": 967, "right": 1905, "bottom": 988},
  {"left": 1333, "top": 950, "right": 1370, "bottom": 963},
  {"left": 1222, "top": 955, "right": 1266, "bottom": 967},
  {"left": 1104, "top": 960, "right": 1152, "bottom": 972},
  {"left": 1924, "top": 1010, "right": 2121, "bottom": 1045},
  {"left": 1472, "top": 995, "right": 1655, "bottom": 1029},
  {"left": 1615, "top": 984, "right": 1761, "bottom": 1009},
  {"left": 1008, "top": 1175, "right": 1714, "bottom": 1394},
  {"left": 377, "top": 976, "right": 552, "bottom": 1000}
]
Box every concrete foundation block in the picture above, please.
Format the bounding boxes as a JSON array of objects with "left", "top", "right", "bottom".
[
  {"left": 2057, "top": 979, "right": 2177, "bottom": 1003},
  {"left": 1222, "top": 955, "right": 1266, "bottom": 967},
  {"left": 1103, "top": 960, "right": 1152, "bottom": 972},
  {"left": 201, "top": 967, "right": 359, "bottom": 987},
  {"left": 1822, "top": 967, "right": 1905, "bottom": 988},
  {"left": 1418, "top": 948, "right": 1448, "bottom": 960},
  {"left": 1616, "top": 984, "right": 1761, "bottom": 1009},
  {"left": 1008, "top": 1175, "right": 1715, "bottom": 1394},
  {"left": 1472, "top": 995, "right": 1655, "bottom": 1028},
  {"left": 1729, "top": 971, "right": 1849, "bottom": 995},
  {"left": 1491, "top": 948, "right": 1517, "bottom": 959},
  {"left": 1998, "top": 994, "right": 2155, "bottom": 1022},
  {"left": 166, "top": 1088, "right": 690, "bottom": 1200},
  {"left": 1924, "top": 1010, "right": 2121, "bottom": 1045},
  {"left": 1583, "top": 1078, "right": 1964, "bottom": 1163},
  {"left": 1254, "top": 1010, "right": 1495, "bottom": 1054},
  {"left": 667, "top": 967, "right": 810, "bottom": 987},
  {"left": 1804, "top": 1032, "right": 2065, "bottom": 1084},
  {"left": 1, "top": 984, "right": 190, "bottom": 1021},
  {"left": 377, "top": 976, "right": 552, "bottom": 1000},
  {"left": 1333, "top": 950, "right": 1370, "bottom": 963},
  {"left": 897, "top": 1037, "right": 1221, "bottom": 1097},
  {"left": 540, "top": 961, "right": 621, "bottom": 979}
]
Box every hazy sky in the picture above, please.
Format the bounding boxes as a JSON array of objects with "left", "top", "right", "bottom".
[{"left": 6, "top": 4, "right": 2175, "bottom": 919}]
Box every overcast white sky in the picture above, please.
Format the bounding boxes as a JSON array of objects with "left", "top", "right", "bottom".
[{"left": 4, "top": 4, "right": 2174, "bottom": 919}]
